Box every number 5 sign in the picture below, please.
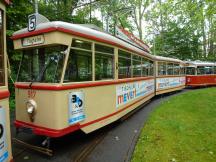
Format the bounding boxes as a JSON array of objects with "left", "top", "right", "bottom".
[{"left": 28, "top": 14, "right": 36, "bottom": 32}]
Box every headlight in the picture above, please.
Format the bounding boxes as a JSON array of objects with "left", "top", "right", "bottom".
[{"left": 26, "top": 99, "right": 37, "bottom": 114}]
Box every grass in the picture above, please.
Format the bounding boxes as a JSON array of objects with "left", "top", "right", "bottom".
[{"left": 131, "top": 87, "right": 216, "bottom": 162}]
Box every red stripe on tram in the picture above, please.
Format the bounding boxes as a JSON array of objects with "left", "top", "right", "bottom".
[
  {"left": 0, "top": 90, "right": 10, "bottom": 100},
  {"left": 15, "top": 77, "right": 154, "bottom": 91}
]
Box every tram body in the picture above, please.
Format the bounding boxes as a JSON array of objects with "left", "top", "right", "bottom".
[
  {"left": 0, "top": 1, "right": 13, "bottom": 162},
  {"left": 12, "top": 21, "right": 156, "bottom": 137},
  {"left": 185, "top": 61, "right": 216, "bottom": 87},
  {"left": 155, "top": 56, "right": 186, "bottom": 95}
]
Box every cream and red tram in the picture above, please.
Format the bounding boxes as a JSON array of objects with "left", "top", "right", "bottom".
[
  {"left": 0, "top": 0, "right": 13, "bottom": 162},
  {"left": 155, "top": 56, "right": 186, "bottom": 95},
  {"left": 12, "top": 20, "right": 156, "bottom": 141},
  {"left": 185, "top": 61, "right": 216, "bottom": 87}
]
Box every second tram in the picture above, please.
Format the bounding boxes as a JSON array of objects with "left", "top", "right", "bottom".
[
  {"left": 155, "top": 56, "right": 186, "bottom": 95},
  {"left": 185, "top": 61, "right": 216, "bottom": 87}
]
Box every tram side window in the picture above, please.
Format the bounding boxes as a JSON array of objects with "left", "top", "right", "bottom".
[
  {"left": 149, "top": 60, "right": 154, "bottom": 76},
  {"left": 186, "top": 67, "right": 195, "bottom": 75},
  {"left": 142, "top": 58, "right": 148, "bottom": 76},
  {"left": 142, "top": 58, "right": 153, "bottom": 76},
  {"left": 132, "top": 55, "right": 141, "bottom": 77},
  {"left": 95, "top": 44, "right": 114, "bottom": 80},
  {"left": 72, "top": 39, "right": 92, "bottom": 50},
  {"left": 173, "top": 64, "right": 180, "bottom": 75},
  {"left": 158, "top": 62, "right": 166, "bottom": 76},
  {"left": 180, "top": 66, "right": 185, "bottom": 75},
  {"left": 0, "top": 10, "right": 4, "bottom": 86},
  {"left": 205, "top": 66, "right": 214, "bottom": 74},
  {"left": 197, "top": 66, "right": 205, "bottom": 75},
  {"left": 118, "top": 50, "right": 131, "bottom": 79},
  {"left": 214, "top": 66, "right": 216, "bottom": 74},
  {"left": 167, "top": 63, "right": 174, "bottom": 75},
  {"left": 64, "top": 39, "right": 92, "bottom": 82}
]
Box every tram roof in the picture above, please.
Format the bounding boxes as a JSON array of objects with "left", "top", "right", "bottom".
[
  {"left": 155, "top": 55, "right": 184, "bottom": 63},
  {"left": 185, "top": 61, "right": 216, "bottom": 66},
  {"left": 12, "top": 21, "right": 154, "bottom": 59}
]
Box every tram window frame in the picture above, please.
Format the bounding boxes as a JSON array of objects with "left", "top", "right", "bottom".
[
  {"left": 95, "top": 43, "right": 114, "bottom": 80},
  {"left": 186, "top": 67, "right": 195, "bottom": 75},
  {"left": 197, "top": 66, "right": 205, "bottom": 75},
  {"left": 132, "top": 54, "right": 142, "bottom": 77},
  {"left": 173, "top": 63, "right": 180, "bottom": 75},
  {"left": 158, "top": 62, "right": 166, "bottom": 76},
  {"left": 167, "top": 63, "right": 174, "bottom": 75},
  {"left": 148, "top": 60, "right": 154, "bottom": 76},
  {"left": 118, "top": 50, "right": 132, "bottom": 79},
  {"left": 205, "top": 66, "right": 214, "bottom": 75},
  {"left": 142, "top": 57, "right": 148, "bottom": 77},
  {"left": 72, "top": 39, "right": 92, "bottom": 50},
  {"left": 142, "top": 58, "right": 154, "bottom": 77},
  {"left": 0, "top": 9, "right": 5, "bottom": 86},
  {"left": 64, "top": 38, "right": 93, "bottom": 82},
  {"left": 180, "top": 66, "right": 185, "bottom": 75}
]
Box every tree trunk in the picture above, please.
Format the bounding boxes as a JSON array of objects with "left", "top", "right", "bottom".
[{"left": 201, "top": 2, "right": 207, "bottom": 58}]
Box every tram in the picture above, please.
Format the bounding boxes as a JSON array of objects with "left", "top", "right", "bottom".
[
  {"left": 0, "top": 1, "right": 13, "bottom": 162},
  {"left": 185, "top": 61, "right": 216, "bottom": 87},
  {"left": 155, "top": 56, "right": 186, "bottom": 95},
  {"left": 12, "top": 15, "right": 156, "bottom": 150},
  {"left": 11, "top": 11, "right": 216, "bottom": 155}
]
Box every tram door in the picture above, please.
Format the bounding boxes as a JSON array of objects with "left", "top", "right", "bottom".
[{"left": 0, "top": 5, "right": 13, "bottom": 162}]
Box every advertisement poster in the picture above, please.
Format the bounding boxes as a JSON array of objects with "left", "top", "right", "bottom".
[
  {"left": 68, "top": 92, "right": 86, "bottom": 125},
  {"left": 157, "top": 77, "right": 185, "bottom": 90},
  {"left": 116, "top": 79, "right": 154, "bottom": 108},
  {"left": 0, "top": 107, "right": 8, "bottom": 162}
]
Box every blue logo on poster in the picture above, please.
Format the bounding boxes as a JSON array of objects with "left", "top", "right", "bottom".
[
  {"left": 71, "top": 95, "right": 83, "bottom": 108},
  {"left": 68, "top": 92, "right": 85, "bottom": 125}
]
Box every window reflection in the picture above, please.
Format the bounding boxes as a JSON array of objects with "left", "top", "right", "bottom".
[
  {"left": 118, "top": 50, "right": 131, "bottom": 79},
  {"left": 132, "top": 55, "right": 141, "bottom": 77},
  {"left": 95, "top": 44, "right": 114, "bottom": 80},
  {"left": 64, "top": 39, "right": 92, "bottom": 82}
]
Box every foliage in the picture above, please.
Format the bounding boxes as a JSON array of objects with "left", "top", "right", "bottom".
[
  {"left": 6, "top": 0, "right": 216, "bottom": 65},
  {"left": 6, "top": 0, "right": 34, "bottom": 109},
  {"left": 145, "top": 0, "right": 216, "bottom": 61},
  {"left": 132, "top": 87, "right": 216, "bottom": 162}
]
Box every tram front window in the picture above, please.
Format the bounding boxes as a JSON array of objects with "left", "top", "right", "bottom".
[{"left": 17, "top": 45, "right": 68, "bottom": 83}]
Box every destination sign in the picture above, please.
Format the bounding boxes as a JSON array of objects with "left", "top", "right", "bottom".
[{"left": 22, "top": 35, "right": 45, "bottom": 47}]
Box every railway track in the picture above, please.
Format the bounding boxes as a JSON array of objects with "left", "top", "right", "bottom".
[
  {"left": 71, "top": 102, "right": 149, "bottom": 162},
  {"left": 72, "top": 131, "right": 107, "bottom": 162},
  {"left": 13, "top": 138, "right": 53, "bottom": 156}
]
